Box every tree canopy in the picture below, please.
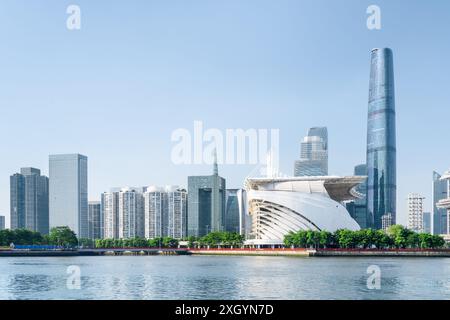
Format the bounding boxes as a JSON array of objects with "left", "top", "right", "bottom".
[{"left": 284, "top": 225, "right": 445, "bottom": 249}]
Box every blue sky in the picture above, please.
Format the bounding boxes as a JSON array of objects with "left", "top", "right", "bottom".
[{"left": 1, "top": 0, "right": 449, "bottom": 227}]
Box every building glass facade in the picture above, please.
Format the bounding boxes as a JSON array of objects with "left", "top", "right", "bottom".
[
  {"left": 49, "top": 154, "right": 88, "bottom": 238},
  {"left": 225, "top": 189, "right": 241, "bottom": 233},
  {"left": 188, "top": 166, "right": 226, "bottom": 237},
  {"left": 88, "top": 201, "right": 103, "bottom": 240},
  {"left": 0, "top": 216, "right": 5, "bottom": 230},
  {"left": 432, "top": 171, "right": 447, "bottom": 234},
  {"left": 366, "top": 48, "right": 397, "bottom": 229},
  {"left": 294, "top": 127, "right": 328, "bottom": 177},
  {"left": 10, "top": 168, "right": 49, "bottom": 234}
]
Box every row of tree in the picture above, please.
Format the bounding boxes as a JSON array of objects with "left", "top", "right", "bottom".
[
  {"left": 94, "top": 237, "right": 179, "bottom": 249},
  {"left": 0, "top": 227, "right": 78, "bottom": 247},
  {"left": 2, "top": 226, "right": 446, "bottom": 250},
  {"left": 187, "top": 232, "right": 245, "bottom": 248},
  {"left": 284, "top": 225, "right": 446, "bottom": 249}
]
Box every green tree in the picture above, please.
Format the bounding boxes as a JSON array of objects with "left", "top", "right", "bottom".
[{"left": 48, "top": 226, "right": 78, "bottom": 247}]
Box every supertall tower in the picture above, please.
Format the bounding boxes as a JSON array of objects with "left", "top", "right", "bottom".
[{"left": 366, "top": 48, "right": 397, "bottom": 229}]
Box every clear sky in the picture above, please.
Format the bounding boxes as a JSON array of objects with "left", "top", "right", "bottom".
[{"left": 1, "top": 0, "right": 450, "bottom": 228}]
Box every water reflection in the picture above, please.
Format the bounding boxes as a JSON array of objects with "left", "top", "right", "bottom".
[{"left": 0, "top": 256, "right": 449, "bottom": 300}]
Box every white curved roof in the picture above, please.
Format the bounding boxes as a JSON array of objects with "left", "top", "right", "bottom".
[{"left": 245, "top": 176, "right": 365, "bottom": 202}]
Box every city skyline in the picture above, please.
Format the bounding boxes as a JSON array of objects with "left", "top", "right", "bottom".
[{"left": 1, "top": 1, "right": 450, "bottom": 228}]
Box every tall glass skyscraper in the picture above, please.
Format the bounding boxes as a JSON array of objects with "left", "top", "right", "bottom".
[
  {"left": 366, "top": 48, "right": 397, "bottom": 229},
  {"left": 49, "top": 154, "right": 88, "bottom": 238},
  {"left": 88, "top": 201, "right": 103, "bottom": 240},
  {"left": 294, "top": 127, "right": 328, "bottom": 176},
  {"left": 345, "top": 164, "right": 369, "bottom": 229},
  {"left": 10, "top": 168, "right": 49, "bottom": 234},
  {"left": 432, "top": 171, "right": 448, "bottom": 234},
  {"left": 188, "top": 161, "right": 226, "bottom": 237}
]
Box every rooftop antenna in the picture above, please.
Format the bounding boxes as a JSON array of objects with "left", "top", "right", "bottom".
[{"left": 213, "top": 148, "right": 218, "bottom": 176}]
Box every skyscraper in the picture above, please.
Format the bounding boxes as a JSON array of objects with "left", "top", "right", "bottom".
[
  {"left": 225, "top": 189, "right": 241, "bottom": 233},
  {"left": 366, "top": 48, "right": 397, "bottom": 229},
  {"left": 188, "top": 160, "right": 226, "bottom": 237},
  {"left": 407, "top": 193, "right": 425, "bottom": 233},
  {"left": 49, "top": 154, "right": 88, "bottom": 238},
  {"left": 0, "top": 216, "right": 5, "bottom": 230},
  {"left": 88, "top": 201, "right": 103, "bottom": 240},
  {"left": 436, "top": 170, "right": 450, "bottom": 235},
  {"left": 432, "top": 171, "right": 447, "bottom": 235},
  {"left": 294, "top": 127, "right": 328, "bottom": 176},
  {"left": 10, "top": 168, "right": 49, "bottom": 234},
  {"left": 423, "top": 212, "right": 432, "bottom": 234},
  {"left": 144, "top": 186, "right": 188, "bottom": 240},
  {"left": 118, "top": 187, "right": 144, "bottom": 239},
  {"left": 101, "top": 191, "right": 119, "bottom": 239},
  {"left": 166, "top": 186, "right": 188, "bottom": 239},
  {"left": 345, "top": 164, "right": 369, "bottom": 229},
  {"left": 144, "top": 186, "right": 165, "bottom": 239}
]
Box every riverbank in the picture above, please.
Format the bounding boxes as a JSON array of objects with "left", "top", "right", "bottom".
[
  {"left": 190, "top": 248, "right": 450, "bottom": 257},
  {"left": 2, "top": 248, "right": 450, "bottom": 257}
]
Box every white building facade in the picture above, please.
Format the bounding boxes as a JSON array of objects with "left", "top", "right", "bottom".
[
  {"left": 245, "top": 176, "right": 363, "bottom": 246},
  {"left": 407, "top": 193, "right": 425, "bottom": 233},
  {"left": 118, "top": 188, "right": 144, "bottom": 239},
  {"left": 144, "top": 186, "right": 187, "bottom": 239}
]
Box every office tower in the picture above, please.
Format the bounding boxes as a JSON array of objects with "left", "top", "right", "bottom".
[
  {"left": 423, "top": 212, "right": 431, "bottom": 234},
  {"left": 49, "top": 154, "right": 88, "bottom": 238},
  {"left": 118, "top": 187, "right": 144, "bottom": 239},
  {"left": 345, "top": 164, "right": 369, "bottom": 229},
  {"left": 225, "top": 189, "right": 241, "bottom": 233},
  {"left": 0, "top": 216, "right": 5, "bottom": 230},
  {"left": 407, "top": 193, "right": 425, "bottom": 233},
  {"left": 432, "top": 171, "right": 447, "bottom": 235},
  {"left": 188, "top": 159, "right": 226, "bottom": 237},
  {"left": 144, "top": 186, "right": 188, "bottom": 239},
  {"left": 87, "top": 201, "right": 102, "bottom": 240},
  {"left": 10, "top": 168, "right": 49, "bottom": 234},
  {"left": 294, "top": 127, "right": 328, "bottom": 177},
  {"left": 436, "top": 170, "right": 450, "bottom": 235},
  {"left": 102, "top": 191, "right": 119, "bottom": 239},
  {"left": 366, "top": 48, "right": 397, "bottom": 229}
]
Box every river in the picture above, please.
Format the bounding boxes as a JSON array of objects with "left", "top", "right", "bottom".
[{"left": 0, "top": 255, "right": 449, "bottom": 299}]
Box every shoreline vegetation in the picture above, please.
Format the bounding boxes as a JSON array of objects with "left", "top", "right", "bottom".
[{"left": 1, "top": 225, "right": 448, "bottom": 258}]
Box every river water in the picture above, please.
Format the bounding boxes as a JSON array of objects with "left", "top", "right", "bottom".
[{"left": 0, "top": 255, "right": 449, "bottom": 300}]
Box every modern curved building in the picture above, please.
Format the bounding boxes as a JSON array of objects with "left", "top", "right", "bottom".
[{"left": 245, "top": 176, "right": 364, "bottom": 245}]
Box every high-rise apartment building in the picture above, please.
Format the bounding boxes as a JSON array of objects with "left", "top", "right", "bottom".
[
  {"left": 144, "top": 186, "right": 165, "bottom": 239},
  {"left": 432, "top": 171, "right": 448, "bottom": 234},
  {"left": 88, "top": 201, "right": 102, "bottom": 240},
  {"left": 118, "top": 187, "right": 144, "bottom": 239},
  {"left": 49, "top": 154, "right": 88, "bottom": 238},
  {"left": 407, "top": 193, "right": 425, "bottom": 233},
  {"left": 294, "top": 127, "right": 328, "bottom": 176},
  {"left": 366, "top": 48, "right": 397, "bottom": 229},
  {"left": 101, "top": 191, "right": 119, "bottom": 239},
  {"left": 188, "top": 161, "right": 226, "bottom": 237},
  {"left": 166, "top": 186, "right": 188, "bottom": 239},
  {"left": 10, "top": 168, "right": 49, "bottom": 234},
  {"left": 381, "top": 213, "right": 393, "bottom": 231}
]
